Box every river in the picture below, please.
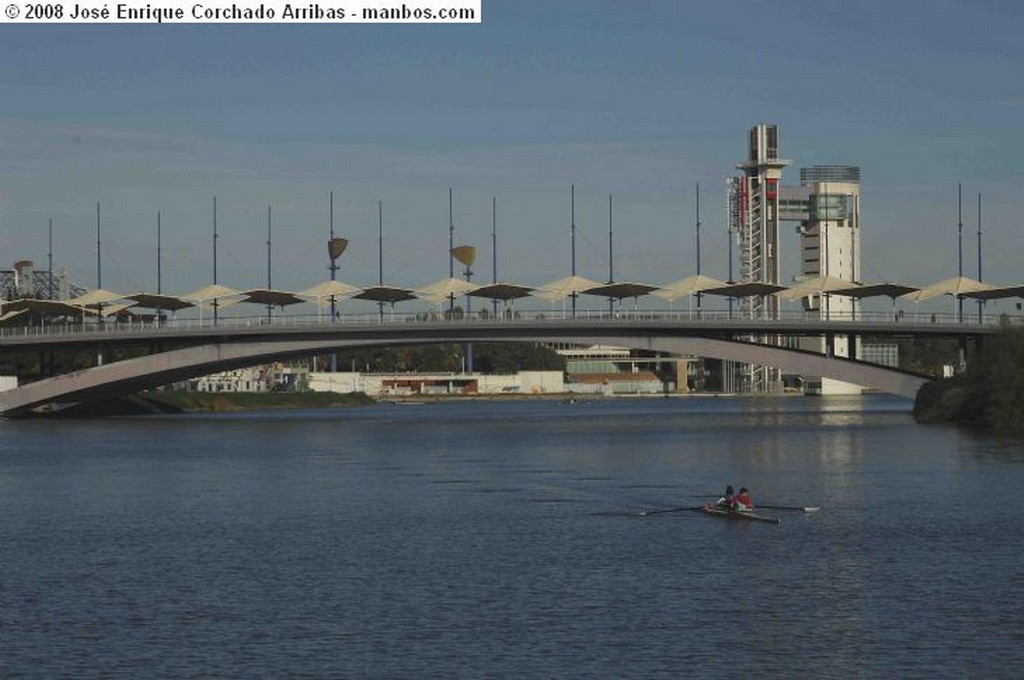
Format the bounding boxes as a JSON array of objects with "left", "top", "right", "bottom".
[{"left": 2, "top": 395, "right": 1022, "bottom": 678}]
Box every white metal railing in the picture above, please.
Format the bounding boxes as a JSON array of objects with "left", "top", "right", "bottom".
[{"left": 1, "top": 307, "right": 1021, "bottom": 340}]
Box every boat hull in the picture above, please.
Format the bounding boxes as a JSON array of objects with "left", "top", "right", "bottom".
[{"left": 701, "top": 505, "right": 780, "bottom": 524}]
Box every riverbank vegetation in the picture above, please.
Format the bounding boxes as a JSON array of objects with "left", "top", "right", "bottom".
[
  {"left": 914, "top": 327, "right": 1024, "bottom": 433},
  {"left": 316, "top": 343, "right": 565, "bottom": 374}
]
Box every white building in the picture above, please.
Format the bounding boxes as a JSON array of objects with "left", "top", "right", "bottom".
[
  {"left": 176, "top": 363, "right": 309, "bottom": 393},
  {"left": 181, "top": 366, "right": 270, "bottom": 393},
  {"left": 789, "top": 166, "right": 863, "bottom": 395},
  {"left": 308, "top": 370, "right": 565, "bottom": 397}
]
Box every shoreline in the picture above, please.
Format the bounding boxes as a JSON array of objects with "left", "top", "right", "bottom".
[{"left": 28, "top": 387, "right": 827, "bottom": 417}]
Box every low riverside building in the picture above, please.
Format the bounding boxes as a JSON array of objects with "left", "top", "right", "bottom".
[
  {"left": 178, "top": 366, "right": 270, "bottom": 393},
  {"left": 553, "top": 343, "right": 687, "bottom": 394},
  {"left": 175, "top": 363, "right": 308, "bottom": 393},
  {"left": 308, "top": 371, "right": 565, "bottom": 397},
  {"left": 566, "top": 371, "right": 663, "bottom": 395}
]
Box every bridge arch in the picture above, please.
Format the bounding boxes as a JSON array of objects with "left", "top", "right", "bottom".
[{"left": 0, "top": 331, "right": 928, "bottom": 416}]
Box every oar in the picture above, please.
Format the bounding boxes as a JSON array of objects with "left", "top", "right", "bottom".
[
  {"left": 638, "top": 506, "right": 703, "bottom": 517},
  {"left": 756, "top": 504, "right": 819, "bottom": 513}
]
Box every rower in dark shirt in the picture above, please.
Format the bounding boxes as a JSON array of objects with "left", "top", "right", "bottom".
[{"left": 716, "top": 485, "right": 735, "bottom": 509}]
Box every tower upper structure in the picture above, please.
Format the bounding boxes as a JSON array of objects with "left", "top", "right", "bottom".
[{"left": 733, "top": 124, "right": 791, "bottom": 304}]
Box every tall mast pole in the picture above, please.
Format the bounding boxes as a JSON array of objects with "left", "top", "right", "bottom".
[
  {"left": 156, "top": 210, "right": 164, "bottom": 326},
  {"left": 696, "top": 183, "right": 702, "bottom": 275},
  {"left": 266, "top": 204, "right": 273, "bottom": 323},
  {"left": 977, "top": 192, "right": 983, "bottom": 323},
  {"left": 329, "top": 190, "right": 337, "bottom": 319},
  {"left": 957, "top": 183, "right": 963, "bottom": 323},
  {"left": 608, "top": 194, "right": 614, "bottom": 315},
  {"left": 48, "top": 217, "right": 53, "bottom": 300},
  {"left": 267, "top": 205, "right": 272, "bottom": 290},
  {"left": 329, "top": 191, "right": 336, "bottom": 282},
  {"left": 95, "top": 202, "right": 103, "bottom": 327},
  {"left": 329, "top": 192, "right": 337, "bottom": 370},
  {"left": 571, "top": 184, "right": 577, "bottom": 318},
  {"left": 213, "top": 196, "right": 218, "bottom": 285},
  {"left": 378, "top": 200, "right": 384, "bottom": 321},
  {"left": 157, "top": 211, "right": 162, "bottom": 294},
  {"left": 492, "top": 196, "right": 498, "bottom": 317},
  {"left": 213, "top": 196, "right": 219, "bottom": 326},
  {"left": 608, "top": 194, "right": 613, "bottom": 283},
  {"left": 696, "top": 183, "right": 702, "bottom": 313},
  {"left": 96, "top": 202, "right": 101, "bottom": 290},
  {"left": 448, "top": 187, "right": 455, "bottom": 313}
]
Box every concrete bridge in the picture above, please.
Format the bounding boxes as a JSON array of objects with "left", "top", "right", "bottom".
[{"left": 0, "top": 310, "right": 998, "bottom": 416}]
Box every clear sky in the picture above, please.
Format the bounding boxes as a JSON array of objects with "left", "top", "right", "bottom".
[{"left": 1, "top": 0, "right": 1023, "bottom": 312}]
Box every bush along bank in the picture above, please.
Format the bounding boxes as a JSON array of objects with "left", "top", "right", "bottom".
[{"left": 913, "top": 326, "right": 1024, "bottom": 433}]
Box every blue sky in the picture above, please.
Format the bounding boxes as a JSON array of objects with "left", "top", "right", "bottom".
[{"left": 1, "top": 0, "right": 1023, "bottom": 311}]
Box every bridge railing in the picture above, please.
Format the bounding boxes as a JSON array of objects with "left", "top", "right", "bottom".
[{"left": 1, "top": 306, "right": 1022, "bottom": 339}]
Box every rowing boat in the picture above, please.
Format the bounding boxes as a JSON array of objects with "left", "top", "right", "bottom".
[{"left": 700, "top": 504, "right": 780, "bottom": 524}]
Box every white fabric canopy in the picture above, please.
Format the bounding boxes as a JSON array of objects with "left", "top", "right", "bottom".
[
  {"left": 903, "top": 276, "right": 993, "bottom": 302},
  {"left": 297, "top": 280, "right": 362, "bottom": 300},
  {"left": 181, "top": 284, "right": 243, "bottom": 302},
  {"left": 652, "top": 274, "right": 727, "bottom": 301},
  {"left": 68, "top": 288, "right": 127, "bottom": 307},
  {"left": 533, "top": 275, "right": 602, "bottom": 302},
  {"left": 415, "top": 278, "right": 479, "bottom": 304},
  {"left": 776, "top": 275, "right": 858, "bottom": 301}
]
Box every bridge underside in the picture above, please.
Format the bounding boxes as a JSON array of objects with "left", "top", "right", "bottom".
[{"left": 0, "top": 333, "right": 928, "bottom": 416}]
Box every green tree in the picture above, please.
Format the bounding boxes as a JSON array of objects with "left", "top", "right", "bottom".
[{"left": 968, "top": 327, "right": 1024, "bottom": 432}]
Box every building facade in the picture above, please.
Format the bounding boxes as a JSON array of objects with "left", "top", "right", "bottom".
[{"left": 784, "top": 166, "right": 863, "bottom": 394}]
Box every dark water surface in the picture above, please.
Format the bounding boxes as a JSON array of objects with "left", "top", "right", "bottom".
[{"left": 2, "top": 396, "right": 1023, "bottom": 678}]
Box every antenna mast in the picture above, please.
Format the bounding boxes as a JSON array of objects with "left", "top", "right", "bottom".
[
  {"left": 48, "top": 217, "right": 54, "bottom": 300},
  {"left": 957, "top": 183, "right": 963, "bottom": 323},
  {"left": 492, "top": 196, "right": 498, "bottom": 317}
]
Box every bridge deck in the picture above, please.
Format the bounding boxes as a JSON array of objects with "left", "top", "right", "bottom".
[{"left": 0, "top": 307, "right": 1005, "bottom": 351}]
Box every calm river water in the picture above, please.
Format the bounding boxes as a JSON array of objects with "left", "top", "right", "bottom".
[{"left": 2, "top": 395, "right": 1023, "bottom": 678}]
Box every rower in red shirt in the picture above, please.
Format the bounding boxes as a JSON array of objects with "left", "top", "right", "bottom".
[{"left": 733, "top": 487, "right": 753, "bottom": 512}]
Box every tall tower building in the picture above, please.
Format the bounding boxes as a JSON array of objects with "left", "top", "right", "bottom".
[
  {"left": 729, "top": 124, "right": 790, "bottom": 393},
  {"left": 797, "top": 165, "right": 861, "bottom": 308},
  {"left": 795, "top": 165, "right": 862, "bottom": 394}
]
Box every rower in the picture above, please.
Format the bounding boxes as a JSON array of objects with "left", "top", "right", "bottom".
[
  {"left": 733, "top": 487, "right": 753, "bottom": 512},
  {"left": 716, "top": 485, "right": 735, "bottom": 508}
]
